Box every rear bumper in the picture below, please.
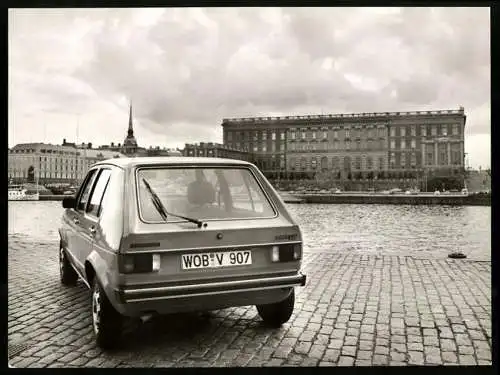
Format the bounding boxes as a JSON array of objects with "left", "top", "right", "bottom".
[{"left": 116, "top": 273, "right": 306, "bottom": 303}]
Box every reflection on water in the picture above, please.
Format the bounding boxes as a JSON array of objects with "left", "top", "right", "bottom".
[{"left": 8, "top": 201, "right": 490, "bottom": 261}]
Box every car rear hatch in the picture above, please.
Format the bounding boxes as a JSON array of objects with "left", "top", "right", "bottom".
[{"left": 118, "top": 218, "right": 303, "bottom": 287}]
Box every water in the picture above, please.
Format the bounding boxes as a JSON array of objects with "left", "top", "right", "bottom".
[{"left": 8, "top": 201, "right": 490, "bottom": 261}]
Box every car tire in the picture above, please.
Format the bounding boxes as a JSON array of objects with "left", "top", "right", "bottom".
[
  {"left": 91, "top": 278, "right": 123, "bottom": 349},
  {"left": 59, "top": 247, "right": 78, "bottom": 286},
  {"left": 256, "top": 289, "right": 295, "bottom": 327}
]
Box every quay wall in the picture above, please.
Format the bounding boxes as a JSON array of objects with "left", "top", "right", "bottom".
[
  {"left": 293, "top": 193, "right": 490, "bottom": 206},
  {"left": 39, "top": 193, "right": 490, "bottom": 206}
]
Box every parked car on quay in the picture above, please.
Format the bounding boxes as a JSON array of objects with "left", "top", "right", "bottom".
[{"left": 58, "top": 157, "right": 306, "bottom": 348}]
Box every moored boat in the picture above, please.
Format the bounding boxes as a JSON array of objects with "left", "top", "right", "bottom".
[{"left": 8, "top": 185, "right": 40, "bottom": 201}]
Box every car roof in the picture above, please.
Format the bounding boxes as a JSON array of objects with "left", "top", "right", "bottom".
[{"left": 93, "top": 156, "right": 253, "bottom": 169}]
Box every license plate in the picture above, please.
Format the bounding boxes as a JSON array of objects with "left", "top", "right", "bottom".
[{"left": 181, "top": 250, "right": 252, "bottom": 270}]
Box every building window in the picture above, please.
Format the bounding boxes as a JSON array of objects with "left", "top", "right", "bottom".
[
  {"left": 263, "top": 132, "right": 267, "bottom": 141},
  {"left": 227, "top": 132, "right": 233, "bottom": 142},
  {"left": 355, "top": 156, "right": 361, "bottom": 170},
  {"left": 401, "top": 127, "right": 406, "bottom": 137},
  {"left": 411, "top": 152, "right": 416, "bottom": 167},
  {"left": 401, "top": 153, "right": 406, "bottom": 169},
  {"left": 378, "top": 157, "right": 384, "bottom": 170},
  {"left": 280, "top": 132, "right": 284, "bottom": 141},
  {"left": 422, "top": 126, "right": 427, "bottom": 137},
  {"left": 345, "top": 140, "right": 350, "bottom": 150},
  {"left": 367, "top": 140, "right": 372, "bottom": 150},
  {"left": 253, "top": 146, "right": 258, "bottom": 152},
  {"left": 378, "top": 128, "right": 385, "bottom": 138},
  {"left": 411, "top": 139, "right": 416, "bottom": 149},
  {"left": 343, "top": 156, "right": 351, "bottom": 171},
  {"left": 301, "top": 129, "right": 306, "bottom": 139},
  {"left": 345, "top": 129, "right": 350, "bottom": 138},
  {"left": 390, "top": 128, "right": 396, "bottom": 137},
  {"left": 390, "top": 153, "right": 396, "bottom": 169},
  {"left": 431, "top": 125, "right": 437, "bottom": 136},
  {"left": 311, "top": 156, "right": 318, "bottom": 169},
  {"left": 411, "top": 126, "right": 416, "bottom": 136},
  {"left": 332, "top": 156, "right": 339, "bottom": 169},
  {"left": 272, "top": 132, "right": 276, "bottom": 141},
  {"left": 272, "top": 143, "right": 276, "bottom": 152},
  {"left": 442, "top": 125, "right": 448, "bottom": 136},
  {"left": 253, "top": 132, "right": 258, "bottom": 141},
  {"left": 323, "top": 131, "right": 327, "bottom": 139},
  {"left": 401, "top": 140, "right": 406, "bottom": 149},
  {"left": 367, "top": 157, "right": 373, "bottom": 170},
  {"left": 356, "top": 140, "right": 361, "bottom": 150},
  {"left": 390, "top": 140, "right": 396, "bottom": 149},
  {"left": 452, "top": 124, "right": 458, "bottom": 135},
  {"left": 312, "top": 131, "right": 316, "bottom": 139},
  {"left": 301, "top": 157, "right": 307, "bottom": 170},
  {"left": 334, "top": 130, "right": 338, "bottom": 138}
]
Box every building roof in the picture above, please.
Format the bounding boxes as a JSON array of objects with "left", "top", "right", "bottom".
[
  {"left": 94, "top": 156, "right": 253, "bottom": 169},
  {"left": 222, "top": 108, "right": 466, "bottom": 124},
  {"left": 81, "top": 148, "right": 124, "bottom": 159}
]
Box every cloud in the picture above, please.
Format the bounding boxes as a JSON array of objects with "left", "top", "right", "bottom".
[{"left": 8, "top": 7, "right": 491, "bottom": 168}]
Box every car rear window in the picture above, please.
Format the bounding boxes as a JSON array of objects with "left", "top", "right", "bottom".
[{"left": 136, "top": 167, "right": 276, "bottom": 222}]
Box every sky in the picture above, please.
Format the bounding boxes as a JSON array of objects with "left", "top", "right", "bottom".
[{"left": 8, "top": 7, "right": 490, "bottom": 169}]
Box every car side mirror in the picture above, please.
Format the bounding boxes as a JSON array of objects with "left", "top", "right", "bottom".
[{"left": 62, "top": 196, "right": 77, "bottom": 209}]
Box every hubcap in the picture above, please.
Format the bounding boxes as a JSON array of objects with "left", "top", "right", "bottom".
[{"left": 92, "top": 287, "right": 101, "bottom": 335}]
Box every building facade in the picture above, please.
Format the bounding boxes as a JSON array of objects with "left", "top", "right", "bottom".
[
  {"left": 8, "top": 142, "right": 123, "bottom": 185},
  {"left": 182, "top": 142, "right": 252, "bottom": 162},
  {"left": 221, "top": 108, "right": 466, "bottom": 185}
]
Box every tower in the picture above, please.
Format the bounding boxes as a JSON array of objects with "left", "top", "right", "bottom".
[{"left": 122, "top": 101, "right": 138, "bottom": 155}]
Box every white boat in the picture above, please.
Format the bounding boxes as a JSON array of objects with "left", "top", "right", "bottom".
[{"left": 8, "top": 185, "right": 40, "bottom": 201}]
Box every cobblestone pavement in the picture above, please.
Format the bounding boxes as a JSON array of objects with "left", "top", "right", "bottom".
[{"left": 8, "top": 237, "right": 492, "bottom": 367}]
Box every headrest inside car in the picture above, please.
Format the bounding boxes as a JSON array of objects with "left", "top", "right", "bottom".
[{"left": 187, "top": 180, "right": 216, "bottom": 206}]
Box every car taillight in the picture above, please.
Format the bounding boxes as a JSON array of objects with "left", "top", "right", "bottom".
[
  {"left": 270, "top": 244, "right": 302, "bottom": 262},
  {"left": 120, "top": 254, "right": 161, "bottom": 274}
]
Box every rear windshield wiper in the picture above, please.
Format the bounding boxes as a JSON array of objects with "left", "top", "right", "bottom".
[{"left": 142, "top": 178, "right": 206, "bottom": 228}]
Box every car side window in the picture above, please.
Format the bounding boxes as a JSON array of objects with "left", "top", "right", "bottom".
[
  {"left": 77, "top": 169, "right": 98, "bottom": 211},
  {"left": 86, "top": 169, "right": 112, "bottom": 217}
]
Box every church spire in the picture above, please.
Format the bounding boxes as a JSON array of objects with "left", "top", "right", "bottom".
[
  {"left": 123, "top": 99, "right": 138, "bottom": 155},
  {"left": 128, "top": 100, "right": 134, "bottom": 137}
]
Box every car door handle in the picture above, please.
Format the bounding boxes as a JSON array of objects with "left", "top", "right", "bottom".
[
  {"left": 73, "top": 217, "right": 80, "bottom": 225},
  {"left": 89, "top": 226, "right": 96, "bottom": 235}
]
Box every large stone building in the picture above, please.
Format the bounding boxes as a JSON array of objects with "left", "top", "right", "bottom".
[
  {"left": 221, "top": 107, "right": 466, "bottom": 189},
  {"left": 8, "top": 142, "right": 123, "bottom": 185},
  {"left": 182, "top": 142, "right": 252, "bottom": 162}
]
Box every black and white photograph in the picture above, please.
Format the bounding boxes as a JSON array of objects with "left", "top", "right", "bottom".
[{"left": 8, "top": 6, "right": 491, "bottom": 368}]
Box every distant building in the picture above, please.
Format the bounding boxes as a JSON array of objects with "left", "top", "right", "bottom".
[
  {"left": 122, "top": 102, "right": 140, "bottom": 156},
  {"left": 97, "top": 101, "right": 181, "bottom": 157},
  {"left": 221, "top": 108, "right": 466, "bottom": 185},
  {"left": 8, "top": 142, "right": 123, "bottom": 185},
  {"left": 146, "top": 146, "right": 183, "bottom": 157},
  {"left": 182, "top": 142, "right": 252, "bottom": 162}
]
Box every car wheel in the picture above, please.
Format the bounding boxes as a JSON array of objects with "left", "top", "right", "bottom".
[
  {"left": 59, "top": 247, "right": 78, "bottom": 286},
  {"left": 91, "top": 278, "right": 123, "bottom": 349},
  {"left": 256, "top": 289, "right": 295, "bottom": 327}
]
